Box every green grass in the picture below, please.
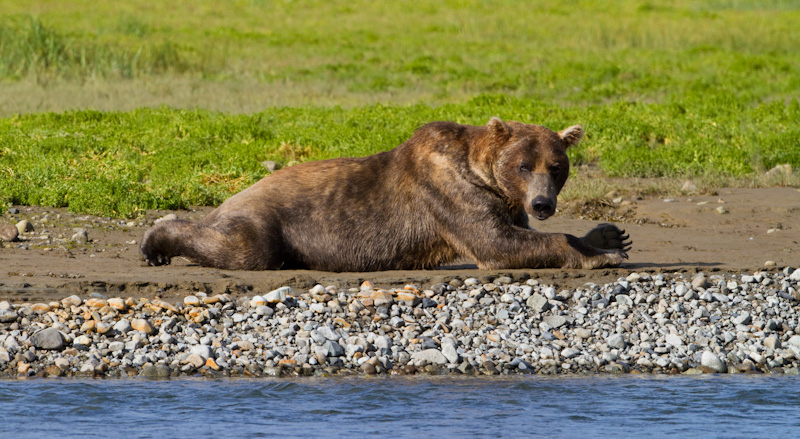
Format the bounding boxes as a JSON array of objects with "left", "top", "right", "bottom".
[
  {"left": 1, "top": 0, "right": 798, "bottom": 106},
  {"left": 2, "top": 96, "right": 798, "bottom": 217},
  {"left": 0, "top": 0, "right": 798, "bottom": 217}
]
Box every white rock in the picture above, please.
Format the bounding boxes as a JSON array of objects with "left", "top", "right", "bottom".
[
  {"left": 442, "top": 344, "right": 460, "bottom": 364},
  {"left": 665, "top": 333, "right": 683, "bottom": 347},
  {"left": 701, "top": 351, "right": 726, "bottom": 372},
  {"left": 190, "top": 345, "right": 214, "bottom": 360},
  {"left": 265, "top": 287, "right": 292, "bottom": 303},
  {"left": 411, "top": 349, "right": 448, "bottom": 365}
]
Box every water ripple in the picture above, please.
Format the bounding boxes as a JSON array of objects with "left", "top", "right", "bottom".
[{"left": 0, "top": 375, "right": 799, "bottom": 438}]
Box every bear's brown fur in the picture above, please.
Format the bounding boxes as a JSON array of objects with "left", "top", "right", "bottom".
[{"left": 140, "top": 117, "right": 630, "bottom": 271}]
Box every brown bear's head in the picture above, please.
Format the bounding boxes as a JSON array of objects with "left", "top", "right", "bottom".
[{"left": 486, "top": 117, "right": 583, "bottom": 221}]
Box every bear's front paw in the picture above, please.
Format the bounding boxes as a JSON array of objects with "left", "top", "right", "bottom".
[
  {"left": 139, "top": 231, "right": 172, "bottom": 267},
  {"left": 582, "top": 223, "right": 631, "bottom": 252}
]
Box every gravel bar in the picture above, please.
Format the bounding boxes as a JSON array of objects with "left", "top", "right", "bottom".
[{"left": 2, "top": 267, "right": 800, "bottom": 378}]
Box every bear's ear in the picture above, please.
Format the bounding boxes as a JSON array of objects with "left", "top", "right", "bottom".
[
  {"left": 558, "top": 125, "right": 584, "bottom": 148},
  {"left": 487, "top": 117, "right": 511, "bottom": 142}
]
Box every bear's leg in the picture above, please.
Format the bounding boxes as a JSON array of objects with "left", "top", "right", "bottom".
[
  {"left": 140, "top": 218, "right": 280, "bottom": 270},
  {"left": 581, "top": 223, "right": 631, "bottom": 252}
]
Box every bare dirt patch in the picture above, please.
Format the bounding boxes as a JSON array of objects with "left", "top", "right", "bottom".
[{"left": 1, "top": 187, "right": 798, "bottom": 303}]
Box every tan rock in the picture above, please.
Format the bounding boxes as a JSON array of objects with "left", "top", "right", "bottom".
[
  {"left": 203, "top": 295, "right": 222, "bottom": 305},
  {"left": 85, "top": 298, "right": 108, "bottom": 309},
  {"left": 371, "top": 290, "right": 394, "bottom": 307},
  {"left": 17, "top": 362, "right": 30, "bottom": 375},
  {"left": 107, "top": 298, "right": 127, "bottom": 311},
  {"left": 131, "top": 318, "right": 155, "bottom": 335},
  {"left": 183, "top": 354, "right": 205, "bottom": 368},
  {"left": 395, "top": 291, "right": 418, "bottom": 303},
  {"left": 80, "top": 320, "right": 96, "bottom": 333},
  {"left": 31, "top": 303, "right": 51, "bottom": 313},
  {"left": 205, "top": 358, "right": 220, "bottom": 371},
  {"left": 62, "top": 295, "right": 82, "bottom": 307},
  {"left": 45, "top": 365, "right": 64, "bottom": 377}
]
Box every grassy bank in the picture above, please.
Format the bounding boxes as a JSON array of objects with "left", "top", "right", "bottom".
[
  {"left": 1, "top": 0, "right": 798, "bottom": 109},
  {"left": 2, "top": 96, "right": 798, "bottom": 217},
  {"left": 0, "top": 0, "right": 798, "bottom": 217}
]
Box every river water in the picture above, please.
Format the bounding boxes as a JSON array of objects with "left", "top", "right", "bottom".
[{"left": 1, "top": 375, "right": 798, "bottom": 438}]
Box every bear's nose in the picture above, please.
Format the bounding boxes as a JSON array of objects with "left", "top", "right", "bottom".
[{"left": 531, "top": 196, "right": 555, "bottom": 217}]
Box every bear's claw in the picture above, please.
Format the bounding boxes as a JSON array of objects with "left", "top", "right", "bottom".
[
  {"left": 141, "top": 253, "right": 171, "bottom": 267},
  {"left": 583, "top": 223, "right": 632, "bottom": 252}
]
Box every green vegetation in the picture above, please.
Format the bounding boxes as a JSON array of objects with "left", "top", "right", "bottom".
[{"left": 0, "top": 0, "right": 798, "bottom": 217}]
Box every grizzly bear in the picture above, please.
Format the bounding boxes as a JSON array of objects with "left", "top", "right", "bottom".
[{"left": 140, "top": 117, "right": 630, "bottom": 271}]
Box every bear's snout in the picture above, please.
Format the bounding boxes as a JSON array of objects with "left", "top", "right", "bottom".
[{"left": 531, "top": 195, "right": 555, "bottom": 220}]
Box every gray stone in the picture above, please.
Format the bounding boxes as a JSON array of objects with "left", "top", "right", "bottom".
[
  {"left": 607, "top": 334, "right": 626, "bottom": 350},
  {"left": 0, "top": 309, "right": 17, "bottom": 323},
  {"left": 789, "top": 269, "right": 800, "bottom": 282},
  {"left": 615, "top": 294, "right": 633, "bottom": 306},
  {"left": 561, "top": 347, "right": 579, "bottom": 359},
  {"left": 323, "top": 340, "right": 345, "bottom": 357},
  {"left": 141, "top": 364, "right": 171, "bottom": 378},
  {"left": 442, "top": 343, "right": 460, "bottom": 364},
  {"left": 701, "top": 351, "right": 726, "bottom": 373},
  {"left": 255, "top": 305, "right": 274, "bottom": 317},
  {"left": 543, "top": 315, "right": 567, "bottom": 328},
  {"left": 763, "top": 335, "right": 780, "bottom": 350},
  {"left": 71, "top": 229, "right": 88, "bottom": 244},
  {"left": 526, "top": 294, "right": 549, "bottom": 312},
  {"left": 113, "top": 319, "right": 132, "bottom": 333},
  {"left": 0, "top": 223, "right": 18, "bottom": 242},
  {"left": 411, "top": 349, "right": 448, "bottom": 365},
  {"left": 374, "top": 335, "right": 392, "bottom": 350},
  {"left": 732, "top": 312, "right": 751, "bottom": 326},
  {"left": 317, "top": 325, "right": 339, "bottom": 341},
  {"left": 787, "top": 335, "right": 800, "bottom": 349},
  {"left": 30, "top": 328, "right": 66, "bottom": 351},
  {"left": 692, "top": 275, "right": 708, "bottom": 289},
  {"left": 108, "top": 341, "right": 125, "bottom": 352}
]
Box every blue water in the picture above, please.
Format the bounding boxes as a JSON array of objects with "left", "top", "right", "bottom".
[{"left": 1, "top": 375, "right": 798, "bottom": 438}]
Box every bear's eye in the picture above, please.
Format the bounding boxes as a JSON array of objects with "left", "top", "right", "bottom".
[
  {"left": 518, "top": 164, "right": 531, "bottom": 173},
  {"left": 549, "top": 164, "right": 562, "bottom": 174}
]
